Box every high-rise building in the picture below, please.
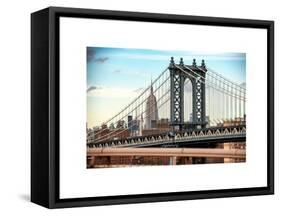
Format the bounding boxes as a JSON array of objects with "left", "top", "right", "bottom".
[
  {"left": 144, "top": 84, "right": 159, "bottom": 129},
  {"left": 128, "top": 115, "right": 139, "bottom": 136},
  {"left": 128, "top": 115, "right": 133, "bottom": 130}
]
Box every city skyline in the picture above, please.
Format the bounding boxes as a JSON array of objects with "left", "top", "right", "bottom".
[{"left": 87, "top": 47, "right": 246, "bottom": 128}]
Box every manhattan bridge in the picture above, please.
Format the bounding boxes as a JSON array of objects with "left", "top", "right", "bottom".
[{"left": 87, "top": 57, "right": 246, "bottom": 166}]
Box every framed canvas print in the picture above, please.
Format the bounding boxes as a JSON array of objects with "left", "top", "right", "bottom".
[{"left": 31, "top": 7, "right": 274, "bottom": 208}]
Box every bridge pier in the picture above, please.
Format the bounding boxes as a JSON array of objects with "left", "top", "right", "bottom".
[
  {"left": 87, "top": 156, "right": 95, "bottom": 168},
  {"left": 169, "top": 156, "right": 177, "bottom": 165}
]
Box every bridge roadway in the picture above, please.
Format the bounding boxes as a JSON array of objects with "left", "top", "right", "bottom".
[
  {"left": 87, "top": 125, "right": 246, "bottom": 148},
  {"left": 87, "top": 148, "right": 246, "bottom": 159},
  {"left": 115, "top": 133, "right": 245, "bottom": 148}
]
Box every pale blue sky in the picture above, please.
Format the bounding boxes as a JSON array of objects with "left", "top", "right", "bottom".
[{"left": 87, "top": 47, "right": 246, "bottom": 127}]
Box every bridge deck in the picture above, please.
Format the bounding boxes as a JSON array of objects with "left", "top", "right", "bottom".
[{"left": 88, "top": 125, "right": 246, "bottom": 148}]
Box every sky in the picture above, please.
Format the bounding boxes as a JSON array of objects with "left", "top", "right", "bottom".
[{"left": 87, "top": 47, "right": 246, "bottom": 128}]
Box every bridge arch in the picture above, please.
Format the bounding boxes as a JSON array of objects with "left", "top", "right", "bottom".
[
  {"left": 184, "top": 77, "right": 193, "bottom": 123},
  {"left": 169, "top": 57, "right": 207, "bottom": 130}
]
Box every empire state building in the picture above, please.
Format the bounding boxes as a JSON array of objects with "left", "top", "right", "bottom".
[{"left": 144, "top": 84, "right": 159, "bottom": 129}]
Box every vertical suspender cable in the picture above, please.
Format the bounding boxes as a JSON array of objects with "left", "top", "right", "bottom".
[
  {"left": 230, "top": 84, "right": 233, "bottom": 120},
  {"left": 239, "top": 88, "right": 241, "bottom": 118},
  {"left": 234, "top": 85, "right": 237, "bottom": 119}
]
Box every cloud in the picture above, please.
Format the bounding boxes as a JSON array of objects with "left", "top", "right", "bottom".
[
  {"left": 87, "top": 48, "right": 109, "bottom": 63},
  {"left": 87, "top": 86, "right": 139, "bottom": 99},
  {"left": 112, "top": 68, "right": 152, "bottom": 78},
  {"left": 134, "top": 87, "right": 143, "bottom": 93},
  {"left": 111, "top": 52, "right": 245, "bottom": 63},
  {"left": 113, "top": 69, "right": 121, "bottom": 73},
  {"left": 87, "top": 49, "right": 96, "bottom": 62},
  {"left": 87, "top": 86, "right": 101, "bottom": 93},
  {"left": 94, "top": 57, "right": 109, "bottom": 63}
]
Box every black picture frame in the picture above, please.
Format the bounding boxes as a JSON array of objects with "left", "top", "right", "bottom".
[{"left": 31, "top": 6, "right": 274, "bottom": 208}]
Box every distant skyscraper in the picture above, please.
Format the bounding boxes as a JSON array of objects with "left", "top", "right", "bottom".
[
  {"left": 144, "top": 84, "right": 158, "bottom": 129},
  {"left": 128, "top": 115, "right": 133, "bottom": 130},
  {"left": 128, "top": 115, "right": 139, "bottom": 136}
]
